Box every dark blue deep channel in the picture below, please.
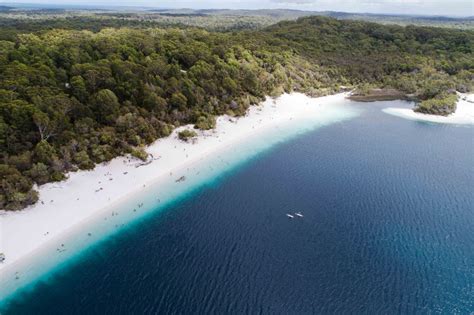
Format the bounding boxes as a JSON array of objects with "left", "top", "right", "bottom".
[{"left": 2, "top": 101, "right": 473, "bottom": 314}]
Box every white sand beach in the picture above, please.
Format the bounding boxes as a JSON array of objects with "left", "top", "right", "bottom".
[
  {"left": 0, "top": 92, "right": 358, "bottom": 299},
  {"left": 383, "top": 93, "right": 474, "bottom": 125}
]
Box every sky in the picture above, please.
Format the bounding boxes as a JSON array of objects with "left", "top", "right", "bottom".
[{"left": 1, "top": 0, "right": 473, "bottom": 17}]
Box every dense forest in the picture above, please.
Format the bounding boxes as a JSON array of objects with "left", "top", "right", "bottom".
[
  {"left": 0, "top": 16, "right": 473, "bottom": 210},
  {"left": 1, "top": 8, "right": 473, "bottom": 33}
]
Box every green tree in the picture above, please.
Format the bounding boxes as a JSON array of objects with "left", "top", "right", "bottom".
[{"left": 91, "top": 89, "right": 120, "bottom": 124}]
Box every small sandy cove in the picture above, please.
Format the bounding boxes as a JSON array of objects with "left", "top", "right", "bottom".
[
  {"left": 0, "top": 92, "right": 351, "bottom": 278},
  {"left": 383, "top": 93, "right": 474, "bottom": 125}
]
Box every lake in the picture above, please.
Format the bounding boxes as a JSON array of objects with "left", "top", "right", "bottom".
[{"left": 2, "top": 100, "right": 473, "bottom": 314}]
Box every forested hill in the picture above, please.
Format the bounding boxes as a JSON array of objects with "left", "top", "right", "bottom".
[
  {"left": 263, "top": 17, "right": 473, "bottom": 90},
  {"left": 1, "top": 8, "right": 472, "bottom": 33},
  {"left": 1, "top": 16, "right": 473, "bottom": 210}
]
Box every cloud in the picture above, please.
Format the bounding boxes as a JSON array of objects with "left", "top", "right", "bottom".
[
  {"left": 6, "top": 0, "right": 472, "bottom": 16},
  {"left": 268, "top": 0, "right": 472, "bottom": 16},
  {"left": 270, "top": 0, "right": 315, "bottom": 3}
]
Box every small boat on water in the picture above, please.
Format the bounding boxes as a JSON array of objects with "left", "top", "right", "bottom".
[
  {"left": 295, "top": 212, "right": 304, "bottom": 217},
  {"left": 0, "top": 253, "right": 5, "bottom": 263},
  {"left": 286, "top": 214, "right": 294, "bottom": 218}
]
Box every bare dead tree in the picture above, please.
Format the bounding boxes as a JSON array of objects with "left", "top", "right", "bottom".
[{"left": 33, "top": 112, "right": 56, "bottom": 142}]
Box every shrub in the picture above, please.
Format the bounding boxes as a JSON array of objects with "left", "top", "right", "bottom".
[
  {"left": 73, "top": 150, "right": 94, "bottom": 170},
  {"left": 27, "top": 162, "right": 50, "bottom": 185},
  {"left": 195, "top": 115, "right": 216, "bottom": 130},
  {"left": 178, "top": 129, "right": 197, "bottom": 142},
  {"left": 0, "top": 164, "right": 38, "bottom": 210},
  {"left": 415, "top": 93, "right": 458, "bottom": 116},
  {"left": 130, "top": 147, "right": 148, "bottom": 161}
]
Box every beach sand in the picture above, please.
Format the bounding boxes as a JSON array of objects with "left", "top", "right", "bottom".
[
  {"left": 383, "top": 93, "right": 474, "bottom": 125},
  {"left": 0, "top": 92, "right": 357, "bottom": 299}
]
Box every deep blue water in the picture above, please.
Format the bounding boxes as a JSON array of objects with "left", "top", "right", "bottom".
[{"left": 2, "top": 101, "right": 474, "bottom": 314}]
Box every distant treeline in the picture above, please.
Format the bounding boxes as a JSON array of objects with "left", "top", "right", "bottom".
[{"left": 0, "top": 16, "right": 473, "bottom": 210}]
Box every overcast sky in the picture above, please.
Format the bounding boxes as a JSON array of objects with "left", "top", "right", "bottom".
[{"left": 2, "top": 0, "right": 473, "bottom": 17}]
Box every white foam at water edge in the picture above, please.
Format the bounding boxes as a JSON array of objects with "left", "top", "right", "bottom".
[
  {"left": 382, "top": 93, "right": 474, "bottom": 125},
  {"left": 0, "top": 92, "right": 360, "bottom": 302}
]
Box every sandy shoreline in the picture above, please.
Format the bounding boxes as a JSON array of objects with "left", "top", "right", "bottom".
[
  {"left": 0, "top": 92, "right": 357, "bottom": 299},
  {"left": 383, "top": 93, "right": 474, "bottom": 125}
]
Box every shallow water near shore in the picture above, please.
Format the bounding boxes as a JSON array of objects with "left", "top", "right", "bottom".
[
  {"left": 2, "top": 99, "right": 474, "bottom": 313},
  {"left": 0, "top": 98, "right": 359, "bottom": 307}
]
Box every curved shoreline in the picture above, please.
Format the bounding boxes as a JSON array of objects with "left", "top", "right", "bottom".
[
  {"left": 382, "top": 93, "right": 474, "bottom": 125},
  {"left": 0, "top": 92, "right": 359, "bottom": 301}
]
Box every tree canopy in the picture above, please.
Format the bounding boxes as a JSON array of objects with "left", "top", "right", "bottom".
[{"left": 0, "top": 16, "right": 472, "bottom": 210}]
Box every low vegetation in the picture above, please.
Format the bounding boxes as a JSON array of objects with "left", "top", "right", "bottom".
[
  {"left": 415, "top": 93, "right": 459, "bottom": 116},
  {"left": 178, "top": 130, "right": 198, "bottom": 142},
  {"left": 348, "top": 88, "right": 409, "bottom": 102},
  {"left": 195, "top": 115, "right": 216, "bottom": 130}
]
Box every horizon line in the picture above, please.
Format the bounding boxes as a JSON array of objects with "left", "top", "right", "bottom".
[{"left": 1, "top": 2, "right": 473, "bottom": 19}]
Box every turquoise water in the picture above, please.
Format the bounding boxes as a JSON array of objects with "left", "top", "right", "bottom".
[
  {"left": 0, "top": 99, "right": 358, "bottom": 307},
  {"left": 1, "top": 100, "right": 473, "bottom": 313}
]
